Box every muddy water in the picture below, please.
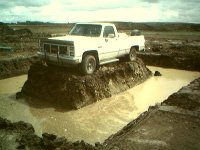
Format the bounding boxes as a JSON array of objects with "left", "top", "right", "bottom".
[{"left": 0, "top": 66, "right": 200, "bottom": 144}]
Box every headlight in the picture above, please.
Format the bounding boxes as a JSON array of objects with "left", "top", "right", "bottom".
[{"left": 69, "top": 46, "right": 74, "bottom": 56}]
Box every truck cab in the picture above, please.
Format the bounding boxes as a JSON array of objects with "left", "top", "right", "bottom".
[{"left": 38, "top": 23, "right": 145, "bottom": 75}]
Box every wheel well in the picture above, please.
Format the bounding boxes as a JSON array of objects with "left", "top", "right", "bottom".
[
  {"left": 82, "top": 50, "right": 99, "bottom": 65},
  {"left": 131, "top": 46, "right": 139, "bottom": 51}
]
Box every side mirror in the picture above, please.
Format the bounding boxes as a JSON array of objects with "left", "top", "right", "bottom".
[{"left": 108, "top": 34, "right": 115, "bottom": 38}]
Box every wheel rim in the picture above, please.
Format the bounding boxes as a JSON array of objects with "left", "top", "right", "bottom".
[
  {"left": 130, "top": 49, "right": 136, "bottom": 61},
  {"left": 87, "top": 59, "right": 95, "bottom": 73}
]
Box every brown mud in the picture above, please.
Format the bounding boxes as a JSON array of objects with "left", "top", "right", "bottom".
[
  {"left": 17, "top": 58, "right": 151, "bottom": 109},
  {"left": 0, "top": 56, "right": 37, "bottom": 79},
  {"left": 1, "top": 77, "right": 200, "bottom": 150},
  {"left": 101, "top": 77, "right": 200, "bottom": 150},
  {"left": 0, "top": 23, "right": 47, "bottom": 79},
  {"left": 0, "top": 117, "right": 98, "bottom": 150},
  {"left": 1, "top": 22, "right": 200, "bottom": 149},
  {"left": 138, "top": 39, "right": 200, "bottom": 71}
]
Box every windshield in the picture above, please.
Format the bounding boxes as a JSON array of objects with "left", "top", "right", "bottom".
[{"left": 69, "top": 24, "right": 102, "bottom": 37}]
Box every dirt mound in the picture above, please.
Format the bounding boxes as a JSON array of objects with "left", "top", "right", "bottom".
[
  {"left": 0, "top": 22, "right": 32, "bottom": 35},
  {"left": 0, "top": 56, "right": 38, "bottom": 79},
  {"left": 0, "top": 22, "right": 14, "bottom": 35},
  {"left": 138, "top": 52, "right": 200, "bottom": 71},
  {"left": 18, "top": 59, "right": 151, "bottom": 109},
  {"left": 14, "top": 28, "right": 33, "bottom": 35},
  {"left": 138, "top": 39, "right": 200, "bottom": 71}
]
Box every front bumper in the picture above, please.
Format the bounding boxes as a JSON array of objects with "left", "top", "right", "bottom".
[{"left": 37, "top": 52, "right": 81, "bottom": 66}]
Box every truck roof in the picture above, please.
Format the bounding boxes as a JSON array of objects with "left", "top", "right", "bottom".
[{"left": 76, "top": 22, "right": 115, "bottom": 26}]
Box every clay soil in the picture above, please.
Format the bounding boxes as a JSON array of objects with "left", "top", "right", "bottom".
[
  {"left": 0, "top": 22, "right": 200, "bottom": 149},
  {"left": 138, "top": 35, "right": 200, "bottom": 71},
  {"left": 17, "top": 58, "right": 151, "bottom": 109}
]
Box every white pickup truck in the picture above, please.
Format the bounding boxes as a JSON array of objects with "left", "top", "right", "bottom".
[{"left": 38, "top": 23, "right": 145, "bottom": 75}]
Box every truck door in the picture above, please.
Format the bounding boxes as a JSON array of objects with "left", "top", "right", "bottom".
[{"left": 101, "top": 26, "right": 118, "bottom": 60}]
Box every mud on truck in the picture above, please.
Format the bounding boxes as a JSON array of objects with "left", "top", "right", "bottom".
[{"left": 38, "top": 23, "right": 145, "bottom": 75}]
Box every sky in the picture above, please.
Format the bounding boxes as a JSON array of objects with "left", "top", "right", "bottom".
[{"left": 0, "top": 0, "right": 200, "bottom": 23}]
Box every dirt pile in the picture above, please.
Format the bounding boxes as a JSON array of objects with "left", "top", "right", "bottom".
[
  {"left": 0, "top": 56, "right": 38, "bottom": 79},
  {"left": 0, "top": 22, "right": 32, "bottom": 35},
  {"left": 100, "top": 77, "right": 200, "bottom": 150},
  {"left": 18, "top": 58, "right": 151, "bottom": 109},
  {"left": 138, "top": 39, "right": 200, "bottom": 71},
  {"left": 138, "top": 52, "right": 200, "bottom": 71},
  {"left": 0, "top": 117, "right": 98, "bottom": 150},
  {"left": 0, "top": 22, "right": 14, "bottom": 35}
]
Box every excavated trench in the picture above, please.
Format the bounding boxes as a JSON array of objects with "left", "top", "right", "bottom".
[
  {"left": 0, "top": 63, "right": 200, "bottom": 149},
  {"left": 0, "top": 44, "right": 200, "bottom": 149},
  {"left": 1, "top": 22, "right": 200, "bottom": 149}
]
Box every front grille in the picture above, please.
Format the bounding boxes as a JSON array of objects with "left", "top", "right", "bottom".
[
  {"left": 51, "top": 45, "right": 58, "bottom": 54},
  {"left": 59, "top": 46, "right": 68, "bottom": 55},
  {"left": 40, "top": 39, "right": 74, "bottom": 56},
  {"left": 44, "top": 44, "right": 50, "bottom": 53},
  {"left": 43, "top": 43, "right": 72, "bottom": 56}
]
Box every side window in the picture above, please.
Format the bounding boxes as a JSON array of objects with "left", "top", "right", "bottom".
[{"left": 103, "top": 26, "right": 115, "bottom": 38}]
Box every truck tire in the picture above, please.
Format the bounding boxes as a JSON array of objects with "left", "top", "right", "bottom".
[
  {"left": 128, "top": 47, "right": 137, "bottom": 61},
  {"left": 80, "top": 55, "right": 96, "bottom": 75},
  {"left": 130, "top": 29, "right": 141, "bottom": 36}
]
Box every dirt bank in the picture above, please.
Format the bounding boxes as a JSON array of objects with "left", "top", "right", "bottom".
[
  {"left": 0, "top": 117, "right": 98, "bottom": 150},
  {"left": 138, "top": 39, "right": 200, "bottom": 71},
  {"left": 138, "top": 52, "right": 200, "bottom": 71},
  {"left": 101, "top": 77, "right": 200, "bottom": 150},
  {"left": 0, "top": 56, "right": 37, "bottom": 79},
  {"left": 18, "top": 58, "right": 151, "bottom": 109}
]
